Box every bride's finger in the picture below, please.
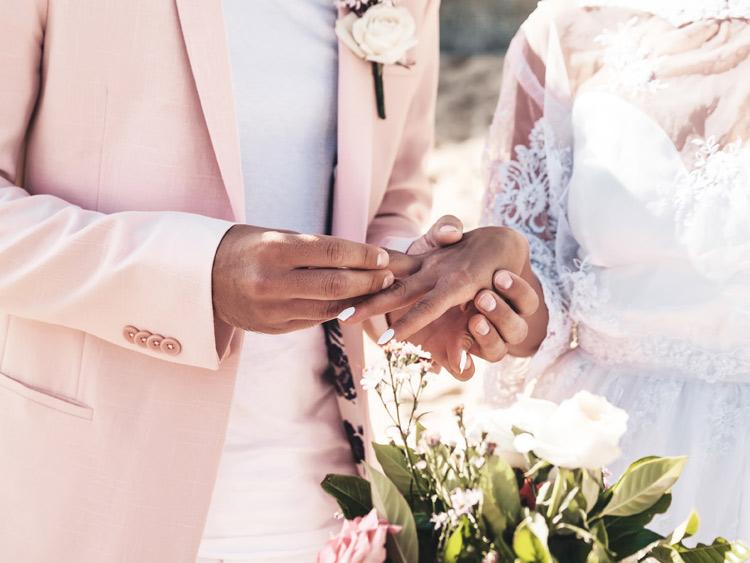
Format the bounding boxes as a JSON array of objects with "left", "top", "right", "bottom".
[
  {"left": 491, "top": 270, "right": 540, "bottom": 317},
  {"left": 468, "top": 313, "right": 508, "bottom": 362},
  {"left": 474, "top": 290, "right": 529, "bottom": 345},
  {"left": 444, "top": 332, "right": 475, "bottom": 381}
]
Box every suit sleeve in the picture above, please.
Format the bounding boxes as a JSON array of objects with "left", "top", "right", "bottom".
[{"left": 0, "top": 0, "right": 236, "bottom": 370}]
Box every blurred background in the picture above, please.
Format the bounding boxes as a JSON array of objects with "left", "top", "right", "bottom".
[{"left": 369, "top": 0, "right": 537, "bottom": 439}]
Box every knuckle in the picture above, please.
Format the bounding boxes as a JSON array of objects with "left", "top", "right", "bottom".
[
  {"left": 388, "top": 279, "right": 408, "bottom": 300},
  {"left": 247, "top": 272, "right": 271, "bottom": 298},
  {"left": 411, "top": 298, "right": 436, "bottom": 318},
  {"left": 322, "top": 273, "right": 346, "bottom": 298},
  {"left": 324, "top": 240, "right": 346, "bottom": 266},
  {"left": 488, "top": 342, "right": 508, "bottom": 362},
  {"left": 505, "top": 319, "right": 529, "bottom": 345},
  {"left": 441, "top": 270, "right": 474, "bottom": 289}
]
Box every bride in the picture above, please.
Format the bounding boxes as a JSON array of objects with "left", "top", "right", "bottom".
[{"left": 481, "top": 0, "right": 750, "bottom": 541}]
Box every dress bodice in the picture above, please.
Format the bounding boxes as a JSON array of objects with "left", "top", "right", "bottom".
[{"left": 483, "top": 0, "right": 750, "bottom": 385}]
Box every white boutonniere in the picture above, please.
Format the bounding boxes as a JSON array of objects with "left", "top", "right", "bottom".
[{"left": 336, "top": 0, "right": 418, "bottom": 119}]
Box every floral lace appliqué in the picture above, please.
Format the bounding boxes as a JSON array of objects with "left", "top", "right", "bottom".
[
  {"left": 583, "top": 0, "right": 750, "bottom": 27},
  {"left": 594, "top": 17, "right": 666, "bottom": 94},
  {"left": 486, "top": 120, "right": 559, "bottom": 239}
]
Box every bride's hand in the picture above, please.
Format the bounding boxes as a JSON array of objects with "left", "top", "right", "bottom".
[
  {"left": 341, "top": 226, "right": 539, "bottom": 342},
  {"left": 386, "top": 269, "right": 539, "bottom": 379}
]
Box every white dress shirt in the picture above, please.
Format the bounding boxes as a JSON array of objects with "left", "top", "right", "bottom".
[{"left": 198, "top": 1, "right": 356, "bottom": 560}]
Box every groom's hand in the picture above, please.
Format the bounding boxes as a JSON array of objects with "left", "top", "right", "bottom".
[{"left": 212, "top": 225, "right": 416, "bottom": 334}]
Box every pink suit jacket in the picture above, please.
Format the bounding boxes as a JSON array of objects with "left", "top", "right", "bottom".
[{"left": 0, "top": 0, "right": 438, "bottom": 561}]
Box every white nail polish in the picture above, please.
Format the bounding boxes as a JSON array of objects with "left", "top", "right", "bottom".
[
  {"left": 459, "top": 350, "right": 469, "bottom": 373},
  {"left": 377, "top": 328, "right": 395, "bottom": 346},
  {"left": 337, "top": 307, "right": 356, "bottom": 322},
  {"left": 439, "top": 225, "right": 459, "bottom": 234}
]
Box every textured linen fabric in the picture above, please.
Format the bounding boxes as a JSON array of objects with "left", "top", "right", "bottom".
[
  {"left": 198, "top": 3, "right": 355, "bottom": 559},
  {"left": 482, "top": 0, "right": 750, "bottom": 541}
]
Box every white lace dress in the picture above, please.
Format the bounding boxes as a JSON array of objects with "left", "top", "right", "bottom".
[{"left": 482, "top": 0, "right": 750, "bottom": 541}]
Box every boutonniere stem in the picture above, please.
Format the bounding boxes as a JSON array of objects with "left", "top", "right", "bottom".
[
  {"left": 336, "top": 1, "right": 417, "bottom": 120},
  {"left": 372, "top": 62, "right": 386, "bottom": 119}
]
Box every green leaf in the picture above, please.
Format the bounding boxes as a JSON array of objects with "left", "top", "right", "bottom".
[
  {"left": 320, "top": 474, "right": 373, "bottom": 519},
  {"left": 608, "top": 528, "right": 662, "bottom": 559},
  {"left": 605, "top": 493, "right": 672, "bottom": 536},
  {"left": 605, "top": 493, "right": 669, "bottom": 558},
  {"left": 373, "top": 443, "right": 415, "bottom": 498},
  {"left": 442, "top": 520, "right": 466, "bottom": 563},
  {"left": 546, "top": 469, "right": 569, "bottom": 518},
  {"left": 665, "top": 511, "right": 700, "bottom": 546},
  {"left": 586, "top": 541, "right": 613, "bottom": 563},
  {"left": 582, "top": 469, "right": 602, "bottom": 513},
  {"left": 481, "top": 455, "right": 521, "bottom": 538},
  {"left": 650, "top": 545, "right": 686, "bottom": 563},
  {"left": 368, "top": 464, "right": 419, "bottom": 563},
  {"left": 601, "top": 456, "right": 687, "bottom": 517},
  {"left": 676, "top": 538, "right": 750, "bottom": 563},
  {"left": 416, "top": 420, "right": 427, "bottom": 442},
  {"left": 513, "top": 513, "right": 553, "bottom": 563}
]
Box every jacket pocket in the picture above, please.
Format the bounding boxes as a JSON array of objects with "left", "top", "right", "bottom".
[{"left": 0, "top": 369, "right": 93, "bottom": 420}]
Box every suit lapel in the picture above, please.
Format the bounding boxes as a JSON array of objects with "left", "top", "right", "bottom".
[
  {"left": 333, "top": 5, "right": 377, "bottom": 472},
  {"left": 175, "top": 0, "right": 245, "bottom": 222},
  {"left": 332, "top": 6, "right": 375, "bottom": 243}
]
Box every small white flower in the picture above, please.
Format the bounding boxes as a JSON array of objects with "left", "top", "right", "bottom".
[
  {"left": 361, "top": 368, "right": 384, "bottom": 391},
  {"left": 415, "top": 460, "right": 427, "bottom": 470},
  {"left": 335, "top": 4, "right": 417, "bottom": 66},
  {"left": 430, "top": 512, "right": 449, "bottom": 530},
  {"left": 449, "top": 488, "right": 483, "bottom": 516}
]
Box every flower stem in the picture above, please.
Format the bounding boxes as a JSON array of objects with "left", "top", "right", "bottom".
[
  {"left": 372, "top": 62, "right": 386, "bottom": 119},
  {"left": 386, "top": 360, "right": 425, "bottom": 499}
]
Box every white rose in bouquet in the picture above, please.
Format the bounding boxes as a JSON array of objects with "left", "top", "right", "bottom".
[
  {"left": 514, "top": 391, "right": 628, "bottom": 469},
  {"left": 469, "top": 396, "right": 557, "bottom": 468}
]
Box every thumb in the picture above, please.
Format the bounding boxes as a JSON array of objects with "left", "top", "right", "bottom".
[{"left": 408, "top": 215, "right": 464, "bottom": 255}]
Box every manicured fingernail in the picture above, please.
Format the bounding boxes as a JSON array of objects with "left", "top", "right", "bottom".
[
  {"left": 338, "top": 307, "right": 356, "bottom": 322},
  {"left": 495, "top": 271, "right": 513, "bottom": 290},
  {"left": 439, "top": 225, "right": 459, "bottom": 234},
  {"left": 382, "top": 272, "right": 394, "bottom": 289},
  {"left": 478, "top": 293, "right": 496, "bottom": 312},
  {"left": 377, "top": 250, "right": 389, "bottom": 268},
  {"left": 475, "top": 318, "right": 491, "bottom": 336},
  {"left": 459, "top": 350, "right": 469, "bottom": 373},
  {"left": 378, "top": 328, "right": 395, "bottom": 346}
]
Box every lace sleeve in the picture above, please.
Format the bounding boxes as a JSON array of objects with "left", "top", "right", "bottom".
[{"left": 481, "top": 22, "right": 575, "bottom": 405}]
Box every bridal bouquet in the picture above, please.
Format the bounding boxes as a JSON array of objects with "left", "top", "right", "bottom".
[{"left": 318, "top": 342, "right": 749, "bottom": 563}]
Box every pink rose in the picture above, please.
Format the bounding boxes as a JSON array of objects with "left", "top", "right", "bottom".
[{"left": 318, "top": 509, "right": 401, "bottom": 563}]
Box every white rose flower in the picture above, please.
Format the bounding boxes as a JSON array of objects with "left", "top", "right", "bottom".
[
  {"left": 335, "top": 4, "right": 417, "bottom": 66},
  {"left": 469, "top": 397, "right": 557, "bottom": 469},
  {"left": 514, "top": 391, "right": 629, "bottom": 470}
]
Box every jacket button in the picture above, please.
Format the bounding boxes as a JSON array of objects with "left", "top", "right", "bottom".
[
  {"left": 146, "top": 334, "right": 165, "bottom": 351},
  {"left": 160, "top": 337, "right": 182, "bottom": 356},
  {"left": 134, "top": 330, "right": 152, "bottom": 347},
  {"left": 123, "top": 325, "right": 139, "bottom": 343}
]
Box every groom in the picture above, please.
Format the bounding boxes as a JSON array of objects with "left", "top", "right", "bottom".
[{"left": 0, "top": 1, "right": 537, "bottom": 561}]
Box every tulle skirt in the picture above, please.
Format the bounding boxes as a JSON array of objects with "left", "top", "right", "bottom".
[{"left": 531, "top": 349, "right": 750, "bottom": 543}]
